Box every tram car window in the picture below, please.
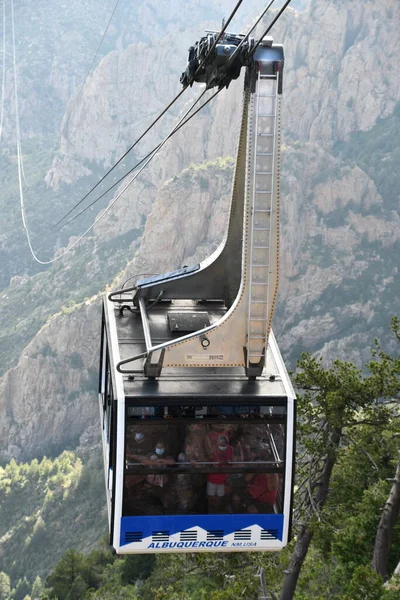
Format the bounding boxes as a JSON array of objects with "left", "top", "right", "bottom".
[{"left": 124, "top": 403, "right": 286, "bottom": 518}]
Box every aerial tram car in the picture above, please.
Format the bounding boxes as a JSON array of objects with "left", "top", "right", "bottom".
[{"left": 99, "top": 31, "right": 295, "bottom": 554}]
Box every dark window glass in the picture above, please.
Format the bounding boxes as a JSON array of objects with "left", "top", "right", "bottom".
[{"left": 123, "top": 405, "right": 286, "bottom": 516}]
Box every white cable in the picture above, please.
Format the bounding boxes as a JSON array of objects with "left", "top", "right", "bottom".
[
  {"left": 12, "top": 0, "right": 207, "bottom": 267},
  {"left": 30, "top": 90, "right": 207, "bottom": 264},
  {"left": 11, "top": 0, "right": 30, "bottom": 229},
  {"left": 0, "top": 0, "right": 6, "bottom": 141},
  {"left": 20, "top": 140, "right": 30, "bottom": 186}
]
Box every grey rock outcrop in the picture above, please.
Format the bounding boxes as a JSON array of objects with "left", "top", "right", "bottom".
[
  {"left": 47, "top": 0, "right": 400, "bottom": 188},
  {"left": 0, "top": 300, "right": 101, "bottom": 462},
  {"left": 1, "top": 0, "right": 399, "bottom": 462}
]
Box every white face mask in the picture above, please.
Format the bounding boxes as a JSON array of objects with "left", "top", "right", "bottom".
[
  {"left": 135, "top": 433, "right": 144, "bottom": 441},
  {"left": 155, "top": 447, "right": 165, "bottom": 456},
  {"left": 219, "top": 446, "right": 227, "bottom": 451}
]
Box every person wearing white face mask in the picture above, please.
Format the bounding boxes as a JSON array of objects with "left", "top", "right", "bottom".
[
  {"left": 153, "top": 442, "right": 175, "bottom": 463},
  {"left": 146, "top": 442, "right": 176, "bottom": 513},
  {"left": 126, "top": 428, "right": 151, "bottom": 463},
  {"left": 132, "top": 431, "right": 147, "bottom": 454}
]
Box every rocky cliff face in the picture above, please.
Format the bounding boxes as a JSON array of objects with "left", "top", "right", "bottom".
[
  {"left": 0, "top": 300, "right": 100, "bottom": 462},
  {"left": 46, "top": 0, "right": 400, "bottom": 188},
  {"left": 280, "top": 0, "right": 400, "bottom": 142},
  {"left": 0, "top": 0, "right": 399, "bottom": 461},
  {"left": 1, "top": 0, "right": 236, "bottom": 143},
  {"left": 0, "top": 159, "right": 234, "bottom": 461}
]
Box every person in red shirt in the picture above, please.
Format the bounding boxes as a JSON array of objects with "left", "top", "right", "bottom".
[
  {"left": 245, "top": 449, "right": 279, "bottom": 514},
  {"left": 207, "top": 435, "right": 233, "bottom": 513}
]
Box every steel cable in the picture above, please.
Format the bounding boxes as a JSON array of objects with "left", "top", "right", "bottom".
[
  {"left": 49, "top": 87, "right": 223, "bottom": 234},
  {"left": 227, "top": 0, "right": 277, "bottom": 66},
  {"left": 194, "top": 0, "right": 245, "bottom": 76},
  {"left": 48, "top": 0, "right": 245, "bottom": 232},
  {"left": 15, "top": 82, "right": 208, "bottom": 264},
  {"left": 13, "top": 0, "right": 244, "bottom": 262},
  {"left": 72, "top": 0, "right": 121, "bottom": 111},
  {"left": 250, "top": 0, "right": 293, "bottom": 58}
]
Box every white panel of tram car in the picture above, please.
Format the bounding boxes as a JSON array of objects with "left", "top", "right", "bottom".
[{"left": 102, "top": 294, "right": 295, "bottom": 554}]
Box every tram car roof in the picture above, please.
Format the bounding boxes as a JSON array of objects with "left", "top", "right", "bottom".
[{"left": 103, "top": 292, "right": 294, "bottom": 402}]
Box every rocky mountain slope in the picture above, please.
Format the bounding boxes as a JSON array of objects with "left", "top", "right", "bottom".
[
  {"left": 47, "top": 0, "right": 400, "bottom": 188},
  {"left": 0, "top": 0, "right": 398, "bottom": 485},
  {"left": 0, "top": 0, "right": 398, "bottom": 588}
]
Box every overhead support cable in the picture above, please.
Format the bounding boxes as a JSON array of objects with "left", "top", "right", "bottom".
[
  {"left": 49, "top": 87, "right": 223, "bottom": 233},
  {"left": 11, "top": 0, "right": 35, "bottom": 262},
  {"left": 48, "top": 85, "right": 189, "bottom": 232},
  {"left": 48, "top": 0, "right": 244, "bottom": 232},
  {"left": 194, "top": 0, "right": 244, "bottom": 77},
  {"left": 0, "top": 0, "right": 6, "bottom": 141},
  {"left": 16, "top": 81, "right": 209, "bottom": 263},
  {"left": 181, "top": 0, "right": 288, "bottom": 90},
  {"left": 13, "top": 0, "right": 244, "bottom": 263},
  {"left": 72, "top": 0, "right": 121, "bottom": 110},
  {"left": 251, "top": 0, "right": 293, "bottom": 57},
  {"left": 228, "top": 0, "right": 277, "bottom": 66}
]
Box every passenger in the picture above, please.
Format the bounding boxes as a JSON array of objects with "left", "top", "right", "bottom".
[
  {"left": 185, "top": 423, "right": 207, "bottom": 464},
  {"left": 126, "top": 430, "right": 152, "bottom": 461},
  {"left": 145, "top": 443, "right": 176, "bottom": 513},
  {"left": 228, "top": 431, "right": 247, "bottom": 513},
  {"left": 245, "top": 450, "right": 279, "bottom": 514},
  {"left": 207, "top": 435, "right": 233, "bottom": 513},
  {"left": 146, "top": 442, "right": 175, "bottom": 468},
  {"left": 239, "top": 424, "right": 266, "bottom": 454},
  {"left": 123, "top": 448, "right": 156, "bottom": 516},
  {"left": 125, "top": 421, "right": 155, "bottom": 463},
  {"left": 205, "top": 423, "right": 232, "bottom": 460},
  {"left": 146, "top": 454, "right": 165, "bottom": 488},
  {"left": 124, "top": 428, "right": 150, "bottom": 510}
]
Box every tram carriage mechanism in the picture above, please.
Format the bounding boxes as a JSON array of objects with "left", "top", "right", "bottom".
[{"left": 99, "top": 31, "right": 295, "bottom": 554}]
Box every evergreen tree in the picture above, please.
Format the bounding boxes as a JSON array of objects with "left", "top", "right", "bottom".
[
  {"left": 31, "top": 576, "right": 45, "bottom": 600},
  {"left": 280, "top": 317, "right": 400, "bottom": 599},
  {"left": 0, "top": 572, "right": 11, "bottom": 600},
  {"left": 45, "top": 550, "right": 86, "bottom": 600},
  {"left": 13, "top": 578, "right": 31, "bottom": 600},
  {"left": 120, "top": 555, "right": 156, "bottom": 585}
]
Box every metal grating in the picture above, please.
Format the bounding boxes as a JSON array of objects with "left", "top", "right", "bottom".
[
  {"left": 152, "top": 531, "right": 169, "bottom": 542},
  {"left": 124, "top": 531, "right": 143, "bottom": 543},
  {"left": 234, "top": 530, "right": 252, "bottom": 540},
  {"left": 260, "top": 529, "right": 278, "bottom": 540},
  {"left": 207, "top": 530, "right": 224, "bottom": 541}
]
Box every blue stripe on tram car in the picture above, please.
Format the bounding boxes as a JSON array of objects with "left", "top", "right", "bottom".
[{"left": 120, "top": 514, "right": 284, "bottom": 549}]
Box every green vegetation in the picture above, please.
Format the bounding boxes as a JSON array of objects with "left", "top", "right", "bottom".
[
  {"left": 0, "top": 452, "right": 106, "bottom": 589},
  {"left": 0, "top": 218, "right": 141, "bottom": 376},
  {"left": 188, "top": 157, "right": 235, "bottom": 172}
]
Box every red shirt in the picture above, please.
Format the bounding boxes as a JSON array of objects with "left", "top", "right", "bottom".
[
  {"left": 208, "top": 446, "right": 233, "bottom": 484},
  {"left": 248, "top": 473, "right": 278, "bottom": 505}
]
